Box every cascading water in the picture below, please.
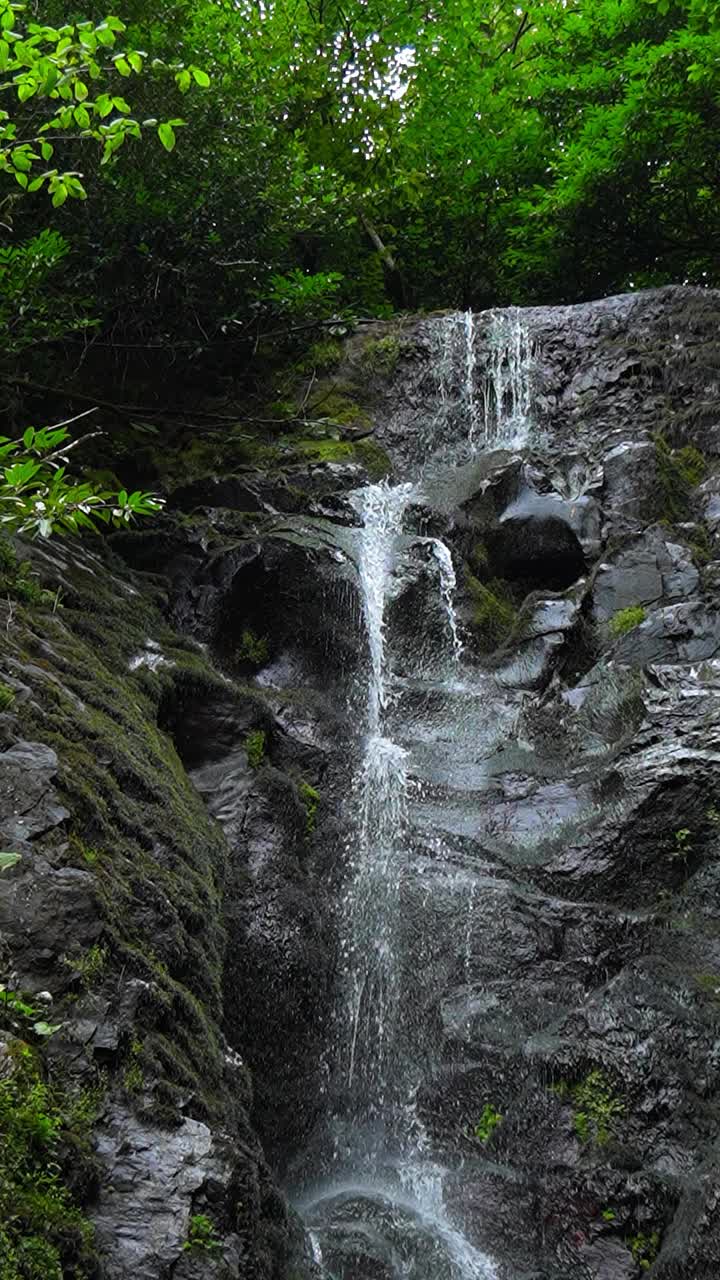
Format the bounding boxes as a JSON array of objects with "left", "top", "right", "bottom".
[
  {"left": 481, "top": 309, "right": 533, "bottom": 450},
  {"left": 296, "top": 309, "right": 534, "bottom": 1280},
  {"left": 341, "top": 482, "right": 412, "bottom": 1118},
  {"left": 429, "top": 306, "right": 533, "bottom": 459}
]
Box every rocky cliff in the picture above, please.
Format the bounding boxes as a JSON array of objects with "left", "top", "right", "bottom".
[{"left": 1, "top": 285, "right": 720, "bottom": 1280}]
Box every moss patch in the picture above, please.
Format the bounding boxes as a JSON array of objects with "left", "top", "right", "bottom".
[
  {"left": 466, "top": 572, "right": 519, "bottom": 652},
  {"left": 360, "top": 334, "right": 401, "bottom": 376},
  {"left": 653, "top": 433, "right": 707, "bottom": 523},
  {"left": 245, "top": 728, "right": 267, "bottom": 768},
  {"left": 609, "top": 605, "right": 646, "bottom": 636},
  {"left": 553, "top": 1069, "right": 624, "bottom": 1148},
  {"left": 295, "top": 339, "right": 343, "bottom": 375}
]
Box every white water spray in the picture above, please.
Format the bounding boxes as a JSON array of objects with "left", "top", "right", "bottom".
[{"left": 432, "top": 538, "right": 464, "bottom": 660}]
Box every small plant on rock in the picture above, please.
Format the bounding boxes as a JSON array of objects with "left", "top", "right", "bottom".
[
  {"left": 671, "top": 827, "right": 693, "bottom": 860},
  {"left": 245, "top": 729, "right": 266, "bottom": 768},
  {"left": 473, "top": 1104, "right": 503, "bottom": 1144},
  {"left": 571, "top": 1070, "right": 623, "bottom": 1147},
  {"left": 61, "top": 944, "right": 107, "bottom": 989},
  {"left": 184, "top": 1213, "right": 221, "bottom": 1254},
  {"left": 123, "top": 1039, "right": 144, "bottom": 1094},
  {"left": 298, "top": 781, "right": 320, "bottom": 834},
  {"left": 0, "top": 681, "right": 15, "bottom": 711},
  {"left": 609, "top": 605, "right": 646, "bottom": 637},
  {"left": 236, "top": 629, "right": 269, "bottom": 668},
  {"left": 627, "top": 1229, "right": 660, "bottom": 1272}
]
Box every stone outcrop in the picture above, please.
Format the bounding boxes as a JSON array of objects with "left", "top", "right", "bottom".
[{"left": 2, "top": 285, "right": 720, "bottom": 1279}]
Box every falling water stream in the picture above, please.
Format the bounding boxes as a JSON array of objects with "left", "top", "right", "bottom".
[{"left": 297, "top": 310, "right": 533, "bottom": 1280}]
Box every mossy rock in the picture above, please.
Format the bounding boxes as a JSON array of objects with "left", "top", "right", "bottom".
[{"left": 466, "top": 571, "right": 519, "bottom": 652}]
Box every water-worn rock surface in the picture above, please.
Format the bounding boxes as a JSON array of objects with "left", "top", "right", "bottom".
[{"left": 2, "top": 285, "right": 720, "bottom": 1279}]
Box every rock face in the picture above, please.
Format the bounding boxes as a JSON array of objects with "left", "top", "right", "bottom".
[{"left": 2, "top": 284, "right": 720, "bottom": 1280}]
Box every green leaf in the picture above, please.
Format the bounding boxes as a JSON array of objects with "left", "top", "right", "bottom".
[
  {"left": 192, "top": 67, "right": 210, "bottom": 87},
  {"left": 51, "top": 183, "right": 67, "bottom": 207},
  {"left": 0, "top": 851, "right": 21, "bottom": 872},
  {"left": 158, "top": 121, "right": 175, "bottom": 152},
  {"left": 32, "top": 1021, "right": 63, "bottom": 1037},
  {"left": 40, "top": 140, "right": 53, "bottom": 160},
  {"left": 115, "top": 55, "right": 131, "bottom": 76},
  {"left": 128, "top": 51, "right": 142, "bottom": 74},
  {"left": 75, "top": 80, "right": 88, "bottom": 101}
]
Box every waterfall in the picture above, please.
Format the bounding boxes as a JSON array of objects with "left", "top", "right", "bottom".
[
  {"left": 429, "top": 306, "right": 533, "bottom": 458},
  {"left": 463, "top": 309, "right": 479, "bottom": 449},
  {"left": 296, "top": 314, "right": 531, "bottom": 1280},
  {"left": 481, "top": 308, "right": 533, "bottom": 449},
  {"left": 432, "top": 538, "right": 464, "bottom": 660}
]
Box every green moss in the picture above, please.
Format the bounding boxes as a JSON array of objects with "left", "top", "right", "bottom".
[
  {"left": 305, "top": 389, "right": 372, "bottom": 430},
  {"left": 654, "top": 433, "right": 707, "bottom": 522},
  {"left": 245, "top": 729, "right": 266, "bottom": 768},
  {"left": 0, "top": 681, "right": 15, "bottom": 711},
  {"left": 609, "top": 605, "right": 646, "bottom": 636},
  {"left": 288, "top": 433, "right": 391, "bottom": 479},
  {"left": 298, "top": 780, "right": 320, "bottom": 834},
  {"left": 469, "top": 541, "right": 489, "bottom": 574},
  {"left": 361, "top": 334, "right": 401, "bottom": 375},
  {"left": 473, "top": 1104, "right": 503, "bottom": 1144},
  {"left": 123, "top": 1039, "right": 145, "bottom": 1094},
  {"left": 290, "top": 438, "right": 356, "bottom": 464},
  {"left": 467, "top": 572, "right": 518, "bottom": 652},
  {"left": 60, "top": 944, "right": 107, "bottom": 990},
  {"left": 236, "top": 629, "right": 269, "bottom": 668},
  {"left": 296, "top": 339, "right": 343, "bottom": 375},
  {"left": 0, "top": 1045, "right": 100, "bottom": 1280},
  {"left": 568, "top": 1070, "right": 624, "bottom": 1147},
  {"left": 354, "top": 436, "right": 392, "bottom": 480}
]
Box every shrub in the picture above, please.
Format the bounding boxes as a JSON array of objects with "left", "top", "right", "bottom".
[
  {"left": 184, "top": 1213, "right": 221, "bottom": 1254},
  {"left": 609, "top": 605, "right": 646, "bottom": 636},
  {"left": 0, "top": 1048, "right": 98, "bottom": 1279}
]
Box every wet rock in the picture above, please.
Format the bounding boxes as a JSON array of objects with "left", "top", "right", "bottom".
[
  {"left": 0, "top": 739, "right": 69, "bottom": 843},
  {"left": 92, "top": 1105, "right": 312, "bottom": 1280},
  {"left": 612, "top": 601, "right": 720, "bottom": 666},
  {"left": 0, "top": 851, "right": 100, "bottom": 987},
  {"left": 592, "top": 529, "right": 699, "bottom": 622},
  {"left": 602, "top": 441, "right": 659, "bottom": 531}
]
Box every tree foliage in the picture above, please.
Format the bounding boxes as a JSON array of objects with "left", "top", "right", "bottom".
[
  {"left": 0, "top": 421, "right": 163, "bottom": 536},
  {"left": 1, "top": 0, "right": 718, "bottom": 416}
]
